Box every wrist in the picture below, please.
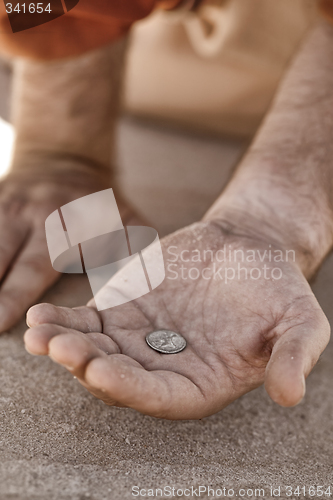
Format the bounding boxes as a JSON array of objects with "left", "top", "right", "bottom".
[
  {"left": 203, "top": 181, "right": 333, "bottom": 278},
  {"left": 10, "top": 38, "right": 127, "bottom": 182}
]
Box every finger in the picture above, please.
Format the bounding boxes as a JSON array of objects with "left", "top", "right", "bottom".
[
  {"left": 44, "top": 330, "right": 132, "bottom": 406},
  {"left": 24, "top": 324, "right": 119, "bottom": 366},
  {"left": 47, "top": 330, "right": 119, "bottom": 379},
  {"left": 0, "top": 231, "right": 59, "bottom": 332},
  {"left": 27, "top": 303, "right": 102, "bottom": 333},
  {"left": 265, "top": 314, "right": 330, "bottom": 407},
  {"left": 24, "top": 323, "right": 64, "bottom": 355},
  {"left": 25, "top": 323, "right": 119, "bottom": 357},
  {"left": 84, "top": 356, "right": 207, "bottom": 419},
  {"left": 24, "top": 324, "right": 121, "bottom": 405},
  {"left": 0, "top": 218, "right": 28, "bottom": 280}
]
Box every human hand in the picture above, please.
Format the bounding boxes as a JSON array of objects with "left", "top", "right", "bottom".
[
  {"left": 0, "top": 163, "right": 139, "bottom": 332},
  {"left": 24, "top": 220, "right": 330, "bottom": 419}
]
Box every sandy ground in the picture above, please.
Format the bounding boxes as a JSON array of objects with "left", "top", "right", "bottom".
[{"left": 1, "top": 117, "right": 333, "bottom": 499}]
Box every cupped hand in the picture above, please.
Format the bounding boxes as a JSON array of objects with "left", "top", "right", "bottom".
[{"left": 24, "top": 221, "right": 330, "bottom": 419}]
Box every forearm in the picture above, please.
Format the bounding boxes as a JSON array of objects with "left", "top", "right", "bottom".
[
  {"left": 204, "top": 20, "right": 333, "bottom": 277},
  {"left": 9, "top": 37, "right": 127, "bottom": 186}
]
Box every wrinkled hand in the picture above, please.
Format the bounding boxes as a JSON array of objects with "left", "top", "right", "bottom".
[
  {"left": 0, "top": 167, "right": 130, "bottom": 332},
  {"left": 24, "top": 221, "right": 330, "bottom": 419}
]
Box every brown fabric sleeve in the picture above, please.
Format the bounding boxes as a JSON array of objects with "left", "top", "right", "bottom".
[
  {"left": 0, "top": 0, "right": 158, "bottom": 60},
  {"left": 319, "top": 0, "right": 333, "bottom": 23}
]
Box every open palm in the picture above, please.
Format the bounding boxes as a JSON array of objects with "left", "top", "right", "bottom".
[{"left": 24, "top": 221, "right": 330, "bottom": 419}]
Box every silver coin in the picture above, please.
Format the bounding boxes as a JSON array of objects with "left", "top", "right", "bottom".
[{"left": 146, "top": 330, "right": 187, "bottom": 354}]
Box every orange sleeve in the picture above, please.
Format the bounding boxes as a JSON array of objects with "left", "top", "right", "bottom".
[
  {"left": 319, "top": 0, "right": 333, "bottom": 23},
  {"left": 0, "top": 0, "right": 161, "bottom": 60}
]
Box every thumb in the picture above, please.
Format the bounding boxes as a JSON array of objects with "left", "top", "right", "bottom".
[{"left": 265, "top": 313, "right": 330, "bottom": 407}]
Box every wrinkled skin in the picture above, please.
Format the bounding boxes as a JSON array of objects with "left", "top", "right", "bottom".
[
  {"left": 0, "top": 168, "right": 139, "bottom": 332},
  {"left": 24, "top": 221, "right": 330, "bottom": 420}
]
